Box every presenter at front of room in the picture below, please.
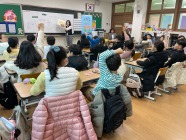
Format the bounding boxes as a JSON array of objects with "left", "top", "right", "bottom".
[{"left": 61, "top": 20, "right": 73, "bottom": 47}]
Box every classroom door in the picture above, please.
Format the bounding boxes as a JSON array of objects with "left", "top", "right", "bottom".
[{"left": 112, "top": 15, "right": 124, "bottom": 35}]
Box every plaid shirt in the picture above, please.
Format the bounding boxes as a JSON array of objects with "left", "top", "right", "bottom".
[{"left": 92, "top": 49, "right": 123, "bottom": 95}]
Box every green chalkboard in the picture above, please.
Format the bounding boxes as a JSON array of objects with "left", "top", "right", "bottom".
[
  {"left": 85, "top": 12, "right": 102, "bottom": 29},
  {"left": 0, "top": 3, "right": 23, "bottom": 35}
]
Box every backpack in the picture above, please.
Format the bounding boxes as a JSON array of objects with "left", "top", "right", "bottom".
[
  {"left": 0, "top": 81, "right": 18, "bottom": 109},
  {"left": 126, "top": 74, "right": 144, "bottom": 98},
  {"left": 102, "top": 86, "right": 127, "bottom": 134}
]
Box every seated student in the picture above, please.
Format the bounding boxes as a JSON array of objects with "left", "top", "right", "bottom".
[
  {"left": 77, "top": 34, "right": 90, "bottom": 49},
  {"left": 164, "top": 40, "right": 186, "bottom": 68},
  {"left": 108, "top": 28, "right": 116, "bottom": 40},
  {"left": 27, "top": 34, "right": 35, "bottom": 44},
  {"left": 90, "top": 37, "right": 108, "bottom": 61},
  {"left": 66, "top": 44, "right": 88, "bottom": 70},
  {"left": 3, "top": 37, "right": 19, "bottom": 61},
  {"left": 30, "top": 46, "right": 82, "bottom": 97},
  {"left": 0, "top": 33, "right": 8, "bottom": 56},
  {"left": 110, "top": 35, "right": 124, "bottom": 50},
  {"left": 44, "top": 36, "right": 55, "bottom": 59},
  {"left": 85, "top": 33, "right": 99, "bottom": 48},
  {"left": 136, "top": 41, "right": 168, "bottom": 92},
  {"left": 160, "top": 23, "right": 171, "bottom": 49},
  {"left": 118, "top": 41, "right": 135, "bottom": 80},
  {"left": 82, "top": 48, "right": 124, "bottom": 101},
  {"left": 142, "top": 34, "right": 153, "bottom": 47},
  {"left": 178, "top": 35, "right": 185, "bottom": 40},
  {"left": 135, "top": 36, "right": 148, "bottom": 52}
]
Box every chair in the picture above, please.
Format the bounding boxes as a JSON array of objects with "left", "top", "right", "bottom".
[
  {"left": 144, "top": 67, "right": 168, "bottom": 101},
  {"left": 20, "top": 72, "right": 41, "bottom": 81},
  {"left": 133, "top": 52, "right": 142, "bottom": 60}
]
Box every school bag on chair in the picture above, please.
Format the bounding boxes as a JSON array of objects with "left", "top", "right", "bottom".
[
  {"left": 0, "top": 81, "right": 18, "bottom": 109},
  {"left": 126, "top": 74, "right": 144, "bottom": 98},
  {"left": 102, "top": 86, "right": 127, "bottom": 134}
]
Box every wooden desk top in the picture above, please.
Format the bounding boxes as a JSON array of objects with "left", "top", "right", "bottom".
[
  {"left": 14, "top": 68, "right": 100, "bottom": 99},
  {"left": 108, "top": 40, "right": 116, "bottom": 43},
  {"left": 125, "top": 58, "right": 146, "bottom": 67},
  {"left": 82, "top": 48, "right": 91, "bottom": 53},
  {"left": 146, "top": 47, "right": 172, "bottom": 50}
]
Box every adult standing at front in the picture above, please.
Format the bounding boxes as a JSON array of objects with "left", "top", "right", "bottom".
[{"left": 61, "top": 20, "right": 73, "bottom": 46}]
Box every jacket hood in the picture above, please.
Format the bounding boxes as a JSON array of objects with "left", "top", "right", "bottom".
[{"left": 150, "top": 51, "right": 168, "bottom": 62}]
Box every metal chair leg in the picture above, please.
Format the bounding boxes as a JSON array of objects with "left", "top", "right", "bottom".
[
  {"left": 144, "top": 91, "right": 156, "bottom": 101},
  {"left": 158, "top": 87, "right": 171, "bottom": 94},
  {"left": 170, "top": 87, "right": 178, "bottom": 90},
  {"left": 154, "top": 86, "right": 162, "bottom": 97},
  {"left": 23, "top": 100, "right": 29, "bottom": 115}
]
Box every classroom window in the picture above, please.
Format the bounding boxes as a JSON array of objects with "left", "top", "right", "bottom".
[
  {"left": 115, "top": 4, "right": 125, "bottom": 13},
  {"left": 178, "top": 13, "right": 186, "bottom": 29},
  {"left": 126, "top": 2, "right": 134, "bottom": 12},
  {"left": 182, "top": 0, "right": 186, "bottom": 8},
  {"left": 163, "top": 0, "right": 176, "bottom": 9},
  {"left": 149, "top": 14, "right": 160, "bottom": 28},
  {"left": 151, "top": 0, "right": 162, "bottom": 10},
  {"left": 160, "top": 14, "right": 174, "bottom": 28}
]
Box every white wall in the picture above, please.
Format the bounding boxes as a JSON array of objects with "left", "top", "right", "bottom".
[
  {"left": 131, "top": 0, "right": 148, "bottom": 42},
  {"left": 1, "top": 0, "right": 112, "bottom": 47}
]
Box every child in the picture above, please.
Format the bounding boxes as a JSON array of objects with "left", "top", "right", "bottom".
[
  {"left": 44, "top": 36, "right": 56, "bottom": 59},
  {"left": 110, "top": 35, "right": 123, "bottom": 50},
  {"left": 164, "top": 39, "right": 186, "bottom": 68},
  {"left": 3, "top": 37, "right": 19, "bottom": 61},
  {"left": 77, "top": 34, "right": 90, "bottom": 49},
  {"left": 0, "top": 33, "right": 8, "bottom": 56},
  {"left": 178, "top": 35, "right": 185, "bottom": 40},
  {"left": 108, "top": 28, "right": 116, "bottom": 40},
  {"left": 142, "top": 34, "right": 153, "bottom": 47},
  {"left": 66, "top": 44, "right": 88, "bottom": 70},
  {"left": 136, "top": 41, "right": 168, "bottom": 92},
  {"left": 90, "top": 37, "right": 108, "bottom": 61},
  {"left": 27, "top": 34, "right": 35, "bottom": 44},
  {"left": 160, "top": 23, "right": 171, "bottom": 49},
  {"left": 83, "top": 48, "right": 124, "bottom": 101},
  {"left": 85, "top": 33, "right": 99, "bottom": 48},
  {"left": 30, "top": 46, "right": 82, "bottom": 97},
  {"left": 135, "top": 36, "right": 148, "bottom": 52},
  {"left": 118, "top": 41, "right": 135, "bottom": 80}
]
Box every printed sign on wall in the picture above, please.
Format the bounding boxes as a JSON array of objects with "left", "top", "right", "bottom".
[{"left": 81, "top": 15, "right": 92, "bottom": 38}]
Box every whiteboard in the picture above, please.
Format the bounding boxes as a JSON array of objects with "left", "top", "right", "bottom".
[{"left": 22, "top": 10, "right": 74, "bottom": 33}]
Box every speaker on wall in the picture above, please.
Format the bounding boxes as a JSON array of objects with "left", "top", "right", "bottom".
[{"left": 95, "top": 0, "right": 100, "bottom": 6}]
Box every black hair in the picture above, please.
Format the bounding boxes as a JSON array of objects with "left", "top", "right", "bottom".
[
  {"left": 14, "top": 41, "right": 42, "bottom": 69},
  {"left": 154, "top": 41, "right": 165, "bottom": 52},
  {"left": 178, "top": 35, "right": 185, "bottom": 39},
  {"left": 160, "top": 35, "right": 165, "bottom": 40},
  {"left": 176, "top": 39, "right": 186, "bottom": 49},
  {"left": 47, "top": 36, "right": 56, "bottom": 46},
  {"left": 81, "top": 34, "right": 86, "bottom": 39},
  {"left": 68, "top": 44, "right": 81, "bottom": 55},
  {"left": 106, "top": 54, "right": 121, "bottom": 71},
  {"left": 147, "top": 34, "right": 152, "bottom": 38},
  {"left": 94, "top": 36, "right": 99, "bottom": 39},
  {"left": 66, "top": 20, "right": 71, "bottom": 26},
  {"left": 110, "top": 28, "right": 115, "bottom": 33},
  {"left": 116, "top": 35, "right": 122, "bottom": 41},
  {"left": 125, "top": 40, "right": 135, "bottom": 57},
  {"left": 142, "top": 36, "right": 147, "bottom": 40},
  {"left": 0, "top": 33, "right": 3, "bottom": 41},
  {"left": 27, "top": 34, "right": 35, "bottom": 43},
  {"left": 47, "top": 46, "right": 67, "bottom": 81},
  {"left": 99, "top": 37, "right": 105, "bottom": 46},
  {"left": 7, "top": 37, "right": 18, "bottom": 53}
]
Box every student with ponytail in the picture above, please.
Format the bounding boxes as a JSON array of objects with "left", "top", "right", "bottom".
[
  {"left": 30, "top": 46, "right": 82, "bottom": 97},
  {"left": 90, "top": 37, "right": 108, "bottom": 61},
  {"left": 3, "top": 37, "right": 19, "bottom": 61}
]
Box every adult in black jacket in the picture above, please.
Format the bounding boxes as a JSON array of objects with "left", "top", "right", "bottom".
[
  {"left": 66, "top": 44, "right": 88, "bottom": 70},
  {"left": 110, "top": 35, "right": 123, "bottom": 50},
  {"left": 165, "top": 39, "right": 186, "bottom": 68},
  {"left": 90, "top": 37, "right": 108, "bottom": 61},
  {"left": 77, "top": 34, "right": 90, "bottom": 49},
  {"left": 136, "top": 41, "right": 168, "bottom": 92}
]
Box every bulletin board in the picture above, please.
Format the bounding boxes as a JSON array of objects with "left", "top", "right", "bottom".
[
  {"left": 0, "top": 3, "right": 23, "bottom": 35},
  {"left": 85, "top": 12, "right": 102, "bottom": 29}
]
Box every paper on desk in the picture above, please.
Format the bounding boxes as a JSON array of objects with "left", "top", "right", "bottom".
[
  {"left": 0, "top": 24, "right": 7, "bottom": 33},
  {"left": 57, "top": 19, "right": 65, "bottom": 26},
  {"left": 84, "top": 72, "right": 94, "bottom": 76},
  {"left": 8, "top": 24, "right": 16, "bottom": 33}
]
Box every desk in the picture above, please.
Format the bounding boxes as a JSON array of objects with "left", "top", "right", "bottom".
[
  {"left": 125, "top": 58, "right": 146, "bottom": 74},
  {"left": 82, "top": 48, "right": 94, "bottom": 66},
  {"left": 13, "top": 68, "right": 100, "bottom": 114},
  {"left": 0, "top": 56, "right": 5, "bottom": 63}
]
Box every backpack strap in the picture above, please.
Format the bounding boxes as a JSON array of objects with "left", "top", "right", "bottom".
[
  {"left": 115, "top": 86, "right": 121, "bottom": 96},
  {"left": 101, "top": 89, "right": 111, "bottom": 99}
]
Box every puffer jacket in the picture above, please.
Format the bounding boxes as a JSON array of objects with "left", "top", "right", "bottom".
[
  {"left": 88, "top": 85, "right": 132, "bottom": 137},
  {"left": 32, "top": 90, "right": 97, "bottom": 140},
  {"left": 163, "top": 61, "right": 186, "bottom": 89}
]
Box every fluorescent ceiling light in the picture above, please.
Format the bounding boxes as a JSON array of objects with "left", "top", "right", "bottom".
[{"left": 155, "top": 2, "right": 165, "bottom": 4}]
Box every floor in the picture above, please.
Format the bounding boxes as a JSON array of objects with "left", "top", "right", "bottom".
[{"left": 1, "top": 85, "right": 186, "bottom": 140}]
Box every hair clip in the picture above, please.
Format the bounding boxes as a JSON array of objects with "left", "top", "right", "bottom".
[
  {"left": 49, "top": 46, "right": 54, "bottom": 50},
  {"left": 49, "top": 46, "right": 60, "bottom": 52}
]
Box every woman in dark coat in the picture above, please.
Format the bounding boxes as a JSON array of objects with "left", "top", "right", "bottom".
[{"left": 136, "top": 41, "right": 168, "bottom": 92}]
